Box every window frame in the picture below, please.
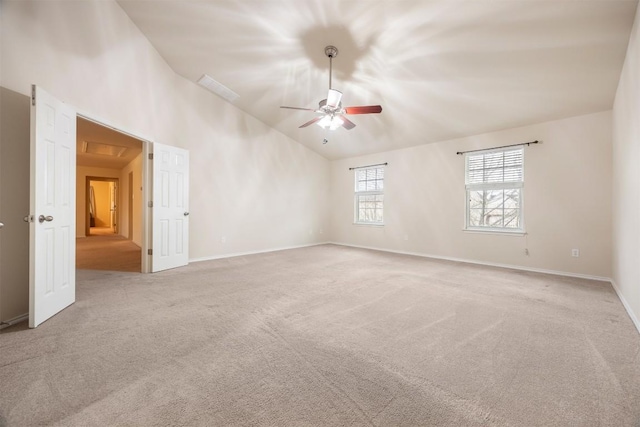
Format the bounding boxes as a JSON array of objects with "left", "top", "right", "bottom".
[
  {"left": 464, "top": 147, "right": 525, "bottom": 234},
  {"left": 353, "top": 165, "right": 385, "bottom": 226}
]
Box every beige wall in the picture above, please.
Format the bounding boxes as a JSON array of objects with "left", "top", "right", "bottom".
[
  {"left": 612, "top": 4, "right": 640, "bottom": 330},
  {"left": 329, "top": 111, "right": 612, "bottom": 279},
  {"left": 0, "top": 88, "right": 30, "bottom": 324},
  {"left": 120, "top": 153, "right": 143, "bottom": 246},
  {"left": 0, "top": 0, "right": 330, "bottom": 261},
  {"left": 76, "top": 166, "right": 120, "bottom": 237}
]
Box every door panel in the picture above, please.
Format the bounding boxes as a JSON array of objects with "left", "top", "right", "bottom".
[
  {"left": 151, "top": 142, "right": 189, "bottom": 272},
  {"left": 29, "top": 85, "right": 76, "bottom": 328}
]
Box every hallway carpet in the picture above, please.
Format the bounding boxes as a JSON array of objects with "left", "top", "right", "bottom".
[
  {"left": 76, "top": 231, "right": 141, "bottom": 273},
  {"left": 1, "top": 245, "right": 639, "bottom": 426}
]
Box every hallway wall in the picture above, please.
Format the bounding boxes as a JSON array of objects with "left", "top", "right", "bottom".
[{"left": 120, "top": 153, "right": 143, "bottom": 246}]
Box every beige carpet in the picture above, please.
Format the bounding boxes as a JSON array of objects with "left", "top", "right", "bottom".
[
  {"left": 1, "top": 245, "right": 639, "bottom": 426},
  {"left": 76, "top": 232, "right": 141, "bottom": 273}
]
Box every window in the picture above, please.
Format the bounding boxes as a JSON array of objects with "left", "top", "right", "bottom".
[
  {"left": 465, "top": 147, "right": 523, "bottom": 232},
  {"left": 354, "top": 166, "right": 384, "bottom": 225}
]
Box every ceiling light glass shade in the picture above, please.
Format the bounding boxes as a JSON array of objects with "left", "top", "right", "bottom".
[
  {"left": 326, "top": 89, "right": 342, "bottom": 108},
  {"left": 317, "top": 115, "right": 344, "bottom": 130}
]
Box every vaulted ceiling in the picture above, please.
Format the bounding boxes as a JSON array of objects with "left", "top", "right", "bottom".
[{"left": 117, "top": 0, "right": 638, "bottom": 160}]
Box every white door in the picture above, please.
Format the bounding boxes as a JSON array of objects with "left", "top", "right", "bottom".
[
  {"left": 151, "top": 142, "right": 189, "bottom": 272},
  {"left": 29, "top": 85, "right": 76, "bottom": 328}
]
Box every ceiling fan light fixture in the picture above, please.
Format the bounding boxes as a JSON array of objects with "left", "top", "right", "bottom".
[
  {"left": 280, "top": 45, "right": 382, "bottom": 133},
  {"left": 317, "top": 115, "right": 344, "bottom": 130}
]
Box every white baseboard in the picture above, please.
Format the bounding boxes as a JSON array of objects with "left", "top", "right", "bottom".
[
  {"left": 610, "top": 279, "right": 640, "bottom": 335},
  {"left": 0, "top": 312, "right": 28, "bottom": 330},
  {"left": 189, "top": 241, "right": 331, "bottom": 264},
  {"left": 328, "top": 241, "right": 611, "bottom": 282}
]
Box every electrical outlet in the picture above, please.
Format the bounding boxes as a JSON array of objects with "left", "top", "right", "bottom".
[
  {"left": 524, "top": 248, "right": 529, "bottom": 256},
  {"left": 571, "top": 249, "right": 579, "bottom": 257},
  {"left": 221, "top": 236, "right": 226, "bottom": 244},
  {"left": 404, "top": 234, "right": 409, "bottom": 241}
]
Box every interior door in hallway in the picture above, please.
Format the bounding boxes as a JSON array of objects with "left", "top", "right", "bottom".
[
  {"left": 110, "top": 181, "right": 118, "bottom": 233},
  {"left": 29, "top": 85, "right": 76, "bottom": 328},
  {"left": 151, "top": 142, "right": 189, "bottom": 272},
  {"left": 128, "top": 171, "right": 133, "bottom": 240}
]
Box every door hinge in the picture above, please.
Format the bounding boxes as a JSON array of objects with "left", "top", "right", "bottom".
[
  {"left": 148, "top": 153, "right": 154, "bottom": 160},
  {"left": 148, "top": 201, "right": 153, "bottom": 208},
  {"left": 148, "top": 249, "right": 153, "bottom": 255},
  {"left": 31, "top": 85, "right": 36, "bottom": 106}
]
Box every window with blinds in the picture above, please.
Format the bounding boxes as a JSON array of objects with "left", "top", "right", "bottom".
[
  {"left": 465, "top": 147, "right": 524, "bottom": 232},
  {"left": 354, "top": 166, "right": 384, "bottom": 225}
]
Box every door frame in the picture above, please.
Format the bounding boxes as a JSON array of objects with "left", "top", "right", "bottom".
[
  {"left": 76, "top": 112, "right": 151, "bottom": 273},
  {"left": 85, "top": 177, "right": 119, "bottom": 236}
]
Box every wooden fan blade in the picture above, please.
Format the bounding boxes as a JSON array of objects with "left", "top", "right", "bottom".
[
  {"left": 341, "top": 116, "right": 356, "bottom": 130},
  {"left": 299, "top": 116, "right": 322, "bottom": 128},
  {"left": 344, "top": 105, "right": 383, "bottom": 114},
  {"left": 281, "top": 106, "right": 316, "bottom": 111}
]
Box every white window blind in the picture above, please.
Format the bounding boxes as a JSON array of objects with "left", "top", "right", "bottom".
[
  {"left": 465, "top": 147, "right": 524, "bottom": 231},
  {"left": 466, "top": 148, "right": 523, "bottom": 185},
  {"left": 354, "top": 166, "right": 384, "bottom": 224}
]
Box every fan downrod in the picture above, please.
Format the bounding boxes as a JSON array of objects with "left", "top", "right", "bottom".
[{"left": 324, "top": 45, "right": 338, "bottom": 58}]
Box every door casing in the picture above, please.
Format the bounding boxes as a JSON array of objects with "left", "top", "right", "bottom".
[{"left": 85, "top": 177, "right": 119, "bottom": 236}]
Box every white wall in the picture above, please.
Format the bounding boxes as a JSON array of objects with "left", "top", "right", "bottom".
[
  {"left": 330, "top": 111, "right": 612, "bottom": 279},
  {"left": 612, "top": 4, "right": 640, "bottom": 330},
  {"left": 1, "top": 0, "right": 330, "bottom": 262}
]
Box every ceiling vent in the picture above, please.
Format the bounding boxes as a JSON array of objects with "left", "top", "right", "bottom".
[
  {"left": 82, "top": 141, "right": 128, "bottom": 157},
  {"left": 197, "top": 74, "right": 239, "bottom": 103}
]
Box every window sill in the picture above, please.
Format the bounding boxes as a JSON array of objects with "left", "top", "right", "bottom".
[
  {"left": 463, "top": 228, "right": 526, "bottom": 236},
  {"left": 353, "top": 222, "right": 385, "bottom": 227}
]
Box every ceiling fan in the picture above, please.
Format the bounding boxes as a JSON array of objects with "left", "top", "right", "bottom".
[{"left": 280, "top": 45, "right": 382, "bottom": 131}]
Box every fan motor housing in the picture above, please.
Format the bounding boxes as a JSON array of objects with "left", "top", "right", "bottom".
[{"left": 324, "top": 45, "right": 338, "bottom": 58}]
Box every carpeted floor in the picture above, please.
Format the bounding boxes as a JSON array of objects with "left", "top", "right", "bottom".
[
  {"left": 1, "top": 244, "right": 639, "bottom": 426},
  {"left": 76, "top": 230, "right": 141, "bottom": 273}
]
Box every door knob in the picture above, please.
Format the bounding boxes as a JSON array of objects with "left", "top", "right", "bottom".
[
  {"left": 184, "top": 212, "right": 190, "bottom": 216},
  {"left": 38, "top": 215, "right": 53, "bottom": 223},
  {"left": 0, "top": 222, "right": 4, "bottom": 229}
]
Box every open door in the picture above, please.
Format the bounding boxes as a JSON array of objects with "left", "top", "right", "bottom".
[
  {"left": 29, "top": 86, "right": 76, "bottom": 328},
  {"left": 151, "top": 142, "right": 189, "bottom": 272}
]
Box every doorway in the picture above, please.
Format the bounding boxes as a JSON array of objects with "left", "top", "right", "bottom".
[
  {"left": 26, "top": 85, "right": 190, "bottom": 327},
  {"left": 86, "top": 177, "right": 118, "bottom": 236},
  {"left": 76, "top": 117, "right": 144, "bottom": 272}
]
